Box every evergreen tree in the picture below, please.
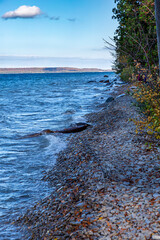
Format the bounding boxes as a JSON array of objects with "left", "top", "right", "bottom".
[{"left": 112, "top": 0, "right": 158, "bottom": 77}]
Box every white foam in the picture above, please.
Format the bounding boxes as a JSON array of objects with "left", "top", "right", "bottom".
[
  {"left": 72, "top": 115, "right": 87, "bottom": 123},
  {"left": 44, "top": 134, "right": 67, "bottom": 155}
]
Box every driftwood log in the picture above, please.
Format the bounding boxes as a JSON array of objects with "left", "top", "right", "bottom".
[{"left": 22, "top": 123, "right": 91, "bottom": 139}]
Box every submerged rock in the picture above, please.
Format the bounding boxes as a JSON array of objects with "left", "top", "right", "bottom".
[
  {"left": 104, "top": 80, "right": 110, "bottom": 83},
  {"left": 21, "top": 122, "right": 91, "bottom": 138},
  {"left": 88, "top": 80, "right": 96, "bottom": 83},
  {"left": 64, "top": 109, "right": 75, "bottom": 115},
  {"left": 105, "top": 96, "right": 114, "bottom": 103},
  {"left": 113, "top": 78, "right": 118, "bottom": 82},
  {"left": 100, "top": 79, "right": 110, "bottom": 84}
]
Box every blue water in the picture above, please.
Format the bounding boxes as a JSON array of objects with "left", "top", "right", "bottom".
[{"left": 0, "top": 72, "right": 119, "bottom": 239}]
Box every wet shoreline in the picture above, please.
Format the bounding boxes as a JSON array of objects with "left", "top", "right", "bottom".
[{"left": 16, "top": 83, "right": 160, "bottom": 239}]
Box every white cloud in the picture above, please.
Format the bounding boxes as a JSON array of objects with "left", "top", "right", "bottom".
[{"left": 2, "top": 5, "right": 41, "bottom": 19}]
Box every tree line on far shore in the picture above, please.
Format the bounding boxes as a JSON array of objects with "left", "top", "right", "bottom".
[{"left": 109, "top": 0, "right": 160, "bottom": 138}]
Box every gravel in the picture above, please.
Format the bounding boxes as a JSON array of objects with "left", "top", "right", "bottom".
[{"left": 16, "top": 84, "right": 160, "bottom": 240}]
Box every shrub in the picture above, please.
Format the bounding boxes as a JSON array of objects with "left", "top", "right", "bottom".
[
  {"left": 132, "top": 73, "right": 160, "bottom": 139},
  {"left": 120, "top": 66, "right": 134, "bottom": 82}
]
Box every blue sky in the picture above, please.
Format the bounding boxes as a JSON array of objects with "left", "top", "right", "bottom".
[{"left": 0, "top": 0, "right": 117, "bottom": 69}]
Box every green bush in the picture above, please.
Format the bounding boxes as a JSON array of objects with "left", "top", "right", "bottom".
[{"left": 120, "top": 66, "right": 134, "bottom": 82}]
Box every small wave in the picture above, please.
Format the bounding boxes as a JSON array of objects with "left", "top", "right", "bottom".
[
  {"left": 0, "top": 72, "right": 118, "bottom": 239},
  {"left": 44, "top": 135, "right": 67, "bottom": 155},
  {"left": 72, "top": 115, "right": 87, "bottom": 123},
  {"left": 0, "top": 115, "right": 12, "bottom": 125},
  {"left": 63, "top": 109, "right": 75, "bottom": 115}
]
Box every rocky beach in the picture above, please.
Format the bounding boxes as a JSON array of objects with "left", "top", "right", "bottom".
[{"left": 16, "top": 83, "right": 160, "bottom": 240}]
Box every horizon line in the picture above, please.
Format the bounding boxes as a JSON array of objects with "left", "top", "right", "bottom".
[{"left": 0, "top": 66, "right": 114, "bottom": 74}]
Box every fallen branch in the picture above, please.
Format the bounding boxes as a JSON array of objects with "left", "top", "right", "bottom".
[{"left": 21, "top": 123, "right": 91, "bottom": 139}]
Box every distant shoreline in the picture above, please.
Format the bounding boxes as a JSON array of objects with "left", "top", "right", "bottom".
[{"left": 0, "top": 67, "right": 112, "bottom": 74}]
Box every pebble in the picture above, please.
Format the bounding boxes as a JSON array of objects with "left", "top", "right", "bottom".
[{"left": 16, "top": 84, "right": 160, "bottom": 240}]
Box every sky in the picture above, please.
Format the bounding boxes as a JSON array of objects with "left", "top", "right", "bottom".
[{"left": 0, "top": 0, "right": 118, "bottom": 69}]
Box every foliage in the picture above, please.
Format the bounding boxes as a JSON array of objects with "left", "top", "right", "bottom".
[
  {"left": 132, "top": 64, "right": 160, "bottom": 139},
  {"left": 155, "top": 0, "right": 160, "bottom": 71},
  {"left": 112, "top": 0, "right": 158, "bottom": 78},
  {"left": 120, "top": 65, "right": 134, "bottom": 82},
  {"left": 111, "top": 0, "right": 160, "bottom": 139}
]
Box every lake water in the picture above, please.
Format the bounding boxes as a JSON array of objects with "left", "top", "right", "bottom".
[{"left": 0, "top": 72, "right": 120, "bottom": 239}]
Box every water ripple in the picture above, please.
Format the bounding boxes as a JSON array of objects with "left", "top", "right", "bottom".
[{"left": 0, "top": 72, "right": 116, "bottom": 239}]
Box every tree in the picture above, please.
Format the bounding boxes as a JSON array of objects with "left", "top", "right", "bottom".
[
  {"left": 112, "top": 0, "right": 158, "bottom": 77},
  {"left": 155, "top": 0, "right": 160, "bottom": 72}
]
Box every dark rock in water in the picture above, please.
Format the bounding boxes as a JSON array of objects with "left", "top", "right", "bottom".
[
  {"left": 88, "top": 80, "right": 96, "bottom": 83},
  {"left": 100, "top": 79, "right": 111, "bottom": 84},
  {"left": 104, "top": 75, "right": 109, "bottom": 77},
  {"left": 64, "top": 109, "right": 75, "bottom": 115},
  {"left": 54, "top": 123, "right": 92, "bottom": 133},
  {"left": 105, "top": 96, "right": 114, "bottom": 103},
  {"left": 113, "top": 78, "right": 117, "bottom": 82},
  {"left": 74, "top": 122, "right": 90, "bottom": 127},
  {"left": 21, "top": 122, "right": 91, "bottom": 138},
  {"left": 104, "top": 80, "right": 110, "bottom": 83}
]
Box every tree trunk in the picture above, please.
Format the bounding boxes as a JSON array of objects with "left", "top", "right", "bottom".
[{"left": 155, "top": 0, "right": 160, "bottom": 73}]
